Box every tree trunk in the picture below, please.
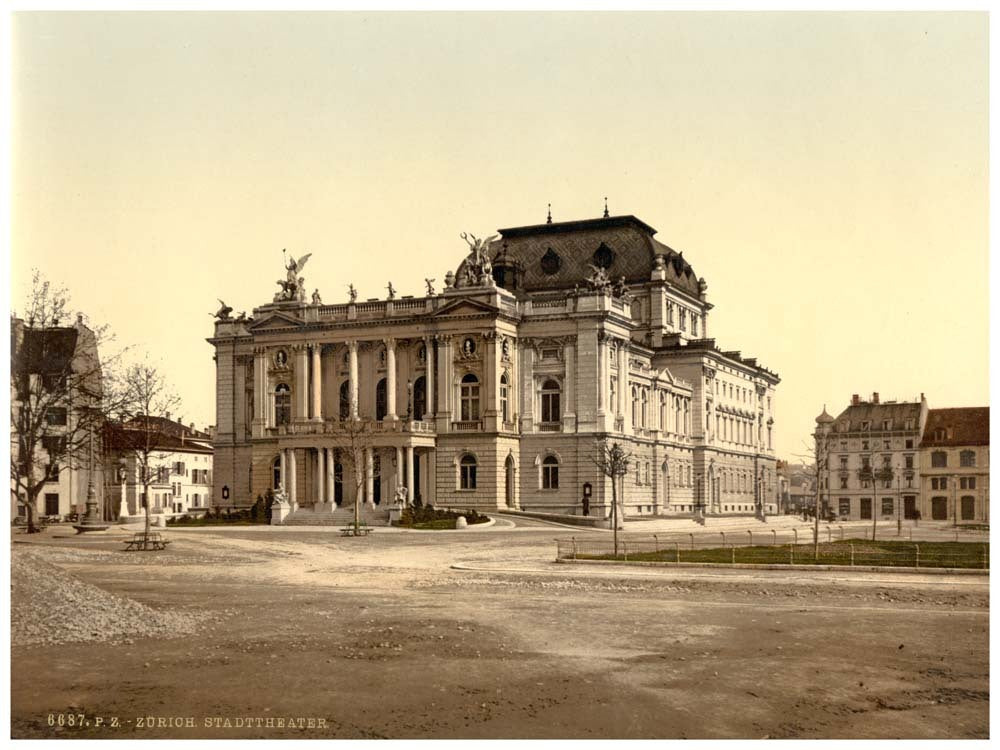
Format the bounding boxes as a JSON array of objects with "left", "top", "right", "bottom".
[
  {"left": 611, "top": 476, "right": 619, "bottom": 557},
  {"left": 25, "top": 499, "right": 38, "bottom": 534}
]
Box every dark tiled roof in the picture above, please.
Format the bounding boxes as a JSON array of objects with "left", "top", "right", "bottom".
[
  {"left": 123, "top": 415, "right": 211, "bottom": 440},
  {"left": 832, "top": 401, "right": 923, "bottom": 432},
  {"left": 464, "top": 214, "right": 701, "bottom": 296},
  {"left": 921, "top": 407, "right": 989, "bottom": 447},
  {"left": 104, "top": 423, "right": 212, "bottom": 454},
  {"left": 17, "top": 326, "right": 79, "bottom": 373}
]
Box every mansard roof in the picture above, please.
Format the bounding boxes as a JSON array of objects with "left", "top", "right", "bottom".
[
  {"left": 921, "top": 407, "right": 989, "bottom": 447},
  {"left": 832, "top": 400, "right": 923, "bottom": 432},
  {"left": 478, "top": 214, "right": 701, "bottom": 296}
]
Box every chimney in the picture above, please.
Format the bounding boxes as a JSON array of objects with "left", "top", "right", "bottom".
[
  {"left": 165, "top": 411, "right": 171, "bottom": 421},
  {"left": 872, "top": 392, "right": 879, "bottom": 404},
  {"left": 851, "top": 394, "right": 860, "bottom": 406}
]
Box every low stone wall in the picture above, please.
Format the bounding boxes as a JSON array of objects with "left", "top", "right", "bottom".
[{"left": 495, "top": 509, "right": 610, "bottom": 528}]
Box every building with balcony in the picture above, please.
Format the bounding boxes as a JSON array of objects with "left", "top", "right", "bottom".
[
  {"left": 920, "top": 407, "right": 989, "bottom": 524},
  {"left": 209, "top": 212, "right": 780, "bottom": 523},
  {"left": 814, "top": 393, "right": 929, "bottom": 522}
]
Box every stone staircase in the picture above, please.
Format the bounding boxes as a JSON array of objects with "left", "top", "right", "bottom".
[{"left": 281, "top": 503, "right": 392, "bottom": 527}]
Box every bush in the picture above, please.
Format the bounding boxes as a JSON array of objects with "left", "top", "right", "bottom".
[{"left": 396, "top": 504, "right": 489, "bottom": 529}]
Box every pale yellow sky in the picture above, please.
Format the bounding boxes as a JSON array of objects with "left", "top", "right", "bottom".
[{"left": 10, "top": 12, "right": 988, "bottom": 456}]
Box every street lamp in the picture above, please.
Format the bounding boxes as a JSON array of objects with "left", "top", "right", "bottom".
[{"left": 73, "top": 399, "right": 110, "bottom": 533}]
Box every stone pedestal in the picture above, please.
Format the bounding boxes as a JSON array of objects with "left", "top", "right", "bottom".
[
  {"left": 271, "top": 500, "right": 291, "bottom": 525},
  {"left": 388, "top": 504, "right": 404, "bottom": 524}
]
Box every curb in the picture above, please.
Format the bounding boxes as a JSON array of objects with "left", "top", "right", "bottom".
[{"left": 553, "top": 558, "right": 990, "bottom": 576}]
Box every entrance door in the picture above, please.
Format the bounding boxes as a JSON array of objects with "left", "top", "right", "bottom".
[
  {"left": 860, "top": 498, "right": 872, "bottom": 520},
  {"left": 373, "top": 455, "right": 381, "bottom": 505},
  {"left": 504, "top": 456, "right": 515, "bottom": 508},
  {"left": 931, "top": 497, "right": 948, "bottom": 520},
  {"left": 904, "top": 496, "right": 916, "bottom": 519},
  {"left": 414, "top": 453, "right": 422, "bottom": 502}
]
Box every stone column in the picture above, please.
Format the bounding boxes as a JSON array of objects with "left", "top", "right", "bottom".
[
  {"left": 326, "top": 448, "right": 335, "bottom": 504},
  {"left": 311, "top": 345, "right": 322, "bottom": 422},
  {"left": 280, "top": 449, "right": 287, "bottom": 491},
  {"left": 365, "top": 447, "right": 374, "bottom": 505},
  {"left": 253, "top": 349, "right": 266, "bottom": 425},
  {"left": 287, "top": 448, "right": 298, "bottom": 509},
  {"left": 385, "top": 337, "right": 397, "bottom": 419},
  {"left": 395, "top": 446, "right": 404, "bottom": 489},
  {"left": 348, "top": 340, "right": 360, "bottom": 419},
  {"left": 563, "top": 338, "right": 576, "bottom": 431},
  {"left": 424, "top": 335, "right": 435, "bottom": 419},
  {"left": 406, "top": 445, "right": 415, "bottom": 505},
  {"left": 316, "top": 447, "right": 325, "bottom": 505},
  {"left": 295, "top": 346, "right": 309, "bottom": 421}
]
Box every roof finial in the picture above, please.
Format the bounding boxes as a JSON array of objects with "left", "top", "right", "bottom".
[
  {"left": 603, "top": 197, "right": 609, "bottom": 218},
  {"left": 546, "top": 203, "right": 552, "bottom": 224}
]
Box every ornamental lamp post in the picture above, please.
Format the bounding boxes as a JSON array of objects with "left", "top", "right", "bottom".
[
  {"left": 117, "top": 458, "right": 129, "bottom": 522},
  {"left": 74, "top": 400, "right": 110, "bottom": 533}
]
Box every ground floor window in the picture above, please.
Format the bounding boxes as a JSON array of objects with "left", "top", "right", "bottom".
[
  {"left": 860, "top": 498, "right": 872, "bottom": 520},
  {"left": 903, "top": 495, "right": 917, "bottom": 519},
  {"left": 45, "top": 493, "right": 59, "bottom": 516},
  {"left": 961, "top": 496, "right": 975, "bottom": 520},
  {"left": 541, "top": 456, "right": 559, "bottom": 489},
  {"left": 931, "top": 496, "right": 948, "bottom": 520},
  {"left": 881, "top": 497, "right": 894, "bottom": 516},
  {"left": 460, "top": 454, "right": 477, "bottom": 490},
  {"left": 839, "top": 498, "right": 850, "bottom": 516}
]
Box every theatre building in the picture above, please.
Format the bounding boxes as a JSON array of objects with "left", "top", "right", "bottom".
[{"left": 209, "top": 212, "right": 780, "bottom": 524}]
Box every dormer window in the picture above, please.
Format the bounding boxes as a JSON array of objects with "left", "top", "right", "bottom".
[
  {"left": 592, "top": 243, "right": 614, "bottom": 269},
  {"left": 934, "top": 428, "right": 947, "bottom": 441},
  {"left": 861, "top": 420, "right": 870, "bottom": 431}
]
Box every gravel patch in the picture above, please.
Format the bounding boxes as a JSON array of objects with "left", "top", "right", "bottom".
[{"left": 11, "top": 548, "right": 219, "bottom": 646}]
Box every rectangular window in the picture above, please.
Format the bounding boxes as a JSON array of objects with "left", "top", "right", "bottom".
[
  {"left": 45, "top": 463, "right": 59, "bottom": 482},
  {"left": 905, "top": 455, "right": 914, "bottom": 469},
  {"left": 881, "top": 498, "right": 894, "bottom": 516},
  {"left": 960, "top": 451, "right": 976, "bottom": 468},
  {"left": 839, "top": 456, "right": 848, "bottom": 469},
  {"left": 45, "top": 407, "right": 68, "bottom": 426},
  {"left": 840, "top": 476, "right": 848, "bottom": 489},
  {"left": 882, "top": 420, "right": 890, "bottom": 431},
  {"left": 839, "top": 498, "right": 850, "bottom": 517},
  {"left": 45, "top": 493, "right": 59, "bottom": 516},
  {"left": 905, "top": 439, "right": 914, "bottom": 449},
  {"left": 961, "top": 496, "right": 975, "bottom": 520}
]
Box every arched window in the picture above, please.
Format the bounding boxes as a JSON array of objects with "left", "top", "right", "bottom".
[
  {"left": 542, "top": 455, "right": 559, "bottom": 489},
  {"left": 339, "top": 381, "right": 350, "bottom": 419},
  {"left": 413, "top": 376, "right": 427, "bottom": 420},
  {"left": 640, "top": 389, "right": 648, "bottom": 428},
  {"left": 272, "top": 456, "right": 282, "bottom": 490},
  {"left": 460, "top": 374, "right": 480, "bottom": 421},
  {"left": 500, "top": 372, "right": 510, "bottom": 424},
  {"left": 460, "top": 453, "right": 477, "bottom": 489},
  {"left": 274, "top": 383, "right": 291, "bottom": 425},
  {"left": 375, "top": 378, "right": 387, "bottom": 420},
  {"left": 540, "top": 379, "right": 561, "bottom": 424}
]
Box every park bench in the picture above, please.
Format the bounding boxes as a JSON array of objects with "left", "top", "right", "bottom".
[
  {"left": 340, "top": 523, "right": 373, "bottom": 537},
  {"left": 123, "top": 531, "right": 171, "bottom": 551}
]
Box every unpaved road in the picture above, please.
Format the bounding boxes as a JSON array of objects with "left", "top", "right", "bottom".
[{"left": 11, "top": 524, "right": 989, "bottom": 739}]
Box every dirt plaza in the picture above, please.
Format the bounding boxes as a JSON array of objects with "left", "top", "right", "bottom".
[{"left": 10, "top": 517, "right": 989, "bottom": 739}]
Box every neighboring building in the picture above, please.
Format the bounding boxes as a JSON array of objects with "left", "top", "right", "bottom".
[
  {"left": 104, "top": 415, "right": 214, "bottom": 519},
  {"left": 919, "top": 407, "right": 989, "bottom": 524},
  {"left": 10, "top": 314, "right": 104, "bottom": 520},
  {"left": 776, "top": 461, "right": 816, "bottom": 515},
  {"left": 815, "top": 393, "right": 928, "bottom": 522},
  {"left": 209, "top": 211, "right": 779, "bottom": 523}
]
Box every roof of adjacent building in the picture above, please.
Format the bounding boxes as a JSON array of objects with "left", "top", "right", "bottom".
[
  {"left": 15, "top": 324, "right": 80, "bottom": 373},
  {"left": 831, "top": 400, "right": 923, "bottom": 433},
  {"left": 475, "top": 214, "right": 702, "bottom": 297},
  {"left": 921, "top": 407, "right": 989, "bottom": 447},
  {"left": 123, "top": 415, "right": 211, "bottom": 441},
  {"left": 104, "top": 420, "right": 212, "bottom": 455}
]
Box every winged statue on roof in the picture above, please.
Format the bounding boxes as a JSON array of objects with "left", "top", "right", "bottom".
[{"left": 274, "top": 249, "right": 314, "bottom": 301}]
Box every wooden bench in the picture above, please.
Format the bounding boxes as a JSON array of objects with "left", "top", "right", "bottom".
[
  {"left": 123, "top": 532, "right": 171, "bottom": 551},
  {"left": 340, "top": 524, "right": 373, "bottom": 537}
]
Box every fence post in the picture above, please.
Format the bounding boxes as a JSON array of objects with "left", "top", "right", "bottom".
[
  {"left": 748, "top": 530, "right": 753, "bottom": 547},
  {"left": 675, "top": 542, "right": 680, "bottom": 564},
  {"left": 771, "top": 529, "right": 777, "bottom": 545},
  {"left": 623, "top": 540, "right": 628, "bottom": 562},
  {"left": 732, "top": 545, "right": 736, "bottom": 564},
  {"left": 827, "top": 528, "right": 832, "bottom": 543},
  {"left": 839, "top": 525, "right": 844, "bottom": 540},
  {"left": 955, "top": 530, "right": 959, "bottom": 543},
  {"left": 850, "top": 544, "right": 855, "bottom": 566},
  {"left": 909, "top": 528, "right": 912, "bottom": 541},
  {"left": 721, "top": 531, "right": 726, "bottom": 547},
  {"left": 789, "top": 543, "right": 794, "bottom": 564},
  {"left": 653, "top": 534, "right": 659, "bottom": 553},
  {"left": 689, "top": 533, "right": 695, "bottom": 551},
  {"left": 572, "top": 536, "right": 577, "bottom": 560},
  {"left": 915, "top": 544, "right": 919, "bottom": 568},
  {"left": 793, "top": 528, "right": 798, "bottom": 545}
]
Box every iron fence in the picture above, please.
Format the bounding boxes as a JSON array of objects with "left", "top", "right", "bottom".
[{"left": 555, "top": 534, "right": 988, "bottom": 570}]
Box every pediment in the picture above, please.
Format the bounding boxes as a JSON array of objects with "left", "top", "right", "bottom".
[
  {"left": 248, "top": 311, "right": 304, "bottom": 331},
  {"left": 430, "top": 298, "right": 499, "bottom": 318}
]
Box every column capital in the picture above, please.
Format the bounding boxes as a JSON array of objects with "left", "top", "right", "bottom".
[{"left": 348, "top": 339, "right": 359, "bottom": 352}]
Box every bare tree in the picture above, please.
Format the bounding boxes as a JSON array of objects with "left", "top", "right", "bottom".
[
  {"left": 857, "top": 442, "right": 893, "bottom": 542},
  {"left": 10, "top": 272, "right": 123, "bottom": 533},
  {"left": 796, "top": 436, "right": 830, "bottom": 560},
  {"left": 591, "top": 438, "right": 633, "bottom": 557},
  {"left": 327, "top": 418, "right": 378, "bottom": 533},
  {"left": 111, "top": 361, "right": 181, "bottom": 542}
]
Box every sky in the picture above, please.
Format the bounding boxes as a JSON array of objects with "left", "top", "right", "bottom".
[{"left": 9, "top": 11, "right": 989, "bottom": 457}]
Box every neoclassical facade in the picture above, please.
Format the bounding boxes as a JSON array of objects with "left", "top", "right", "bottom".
[{"left": 209, "top": 213, "right": 780, "bottom": 522}]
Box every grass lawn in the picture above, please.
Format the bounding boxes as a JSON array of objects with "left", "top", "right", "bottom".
[{"left": 579, "top": 539, "right": 989, "bottom": 569}]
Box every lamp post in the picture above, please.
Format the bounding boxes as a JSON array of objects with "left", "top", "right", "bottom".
[
  {"left": 73, "top": 400, "right": 110, "bottom": 533},
  {"left": 117, "top": 459, "right": 128, "bottom": 522}
]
